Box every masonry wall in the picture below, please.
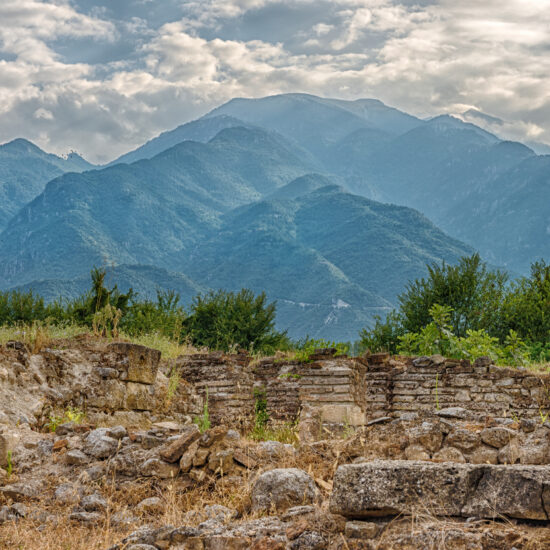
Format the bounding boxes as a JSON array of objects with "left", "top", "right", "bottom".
[{"left": 176, "top": 350, "right": 550, "bottom": 428}]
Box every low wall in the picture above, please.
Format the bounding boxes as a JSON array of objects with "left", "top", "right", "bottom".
[{"left": 174, "top": 350, "right": 550, "bottom": 430}]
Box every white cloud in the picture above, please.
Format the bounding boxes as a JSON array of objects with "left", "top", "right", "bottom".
[{"left": 2, "top": 0, "right": 550, "bottom": 162}]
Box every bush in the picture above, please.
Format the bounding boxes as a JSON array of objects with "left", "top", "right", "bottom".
[
  {"left": 396, "top": 304, "right": 529, "bottom": 366},
  {"left": 181, "top": 288, "right": 288, "bottom": 353}
]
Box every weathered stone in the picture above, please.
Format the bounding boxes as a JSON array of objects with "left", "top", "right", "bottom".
[
  {"left": 140, "top": 458, "right": 179, "bottom": 479},
  {"left": 404, "top": 445, "right": 430, "bottom": 461},
  {"left": 0, "top": 482, "right": 40, "bottom": 500},
  {"left": 208, "top": 449, "right": 234, "bottom": 474},
  {"left": 124, "top": 382, "right": 155, "bottom": 411},
  {"left": 69, "top": 511, "right": 102, "bottom": 524},
  {"left": 432, "top": 447, "right": 466, "bottom": 463},
  {"left": 108, "top": 342, "right": 161, "bottom": 384},
  {"left": 199, "top": 426, "right": 228, "bottom": 448},
  {"left": 84, "top": 428, "right": 119, "bottom": 458},
  {"left": 55, "top": 483, "right": 82, "bottom": 505},
  {"left": 65, "top": 449, "right": 90, "bottom": 466},
  {"left": 193, "top": 448, "right": 210, "bottom": 467},
  {"left": 159, "top": 425, "right": 200, "bottom": 463},
  {"left": 519, "top": 430, "right": 550, "bottom": 465},
  {"left": 435, "top": 407, "right": 468, "bottom": 419},
  {"left": 462, "top": 465, "right": 550, "bottom": 520},
  {"left": 498, "top": 441, "right": 521, "bottom": 464},
  {"left": 251, "top": 468, "right": 319, "bottom": 513},
  {"left": 480, "top": 427, "right": 517, "bottom": 449},
  {"left": 445, "top": 429, "right": 480, "bottom": 453},
  {"left": 330, "top": 461, "right": 550, "bottom": 521},
  {"left": 408, "top": 422, "right": 443, "bottom": 452},
  {"left": 137, "top": 497, "right": 164, "bottom": 514},
  {"left": 345, "top": 520, "right": 379, "bottom": 539},
  {"left": 469, "top": 446, "right": 499, "bottom": 465},
  {"left": 107, "top": 425, "right": 128, "bottom": 440},
  {"left": 233, "top": 449, "right": 257, "bottom": 469},
  {"left": 180, "top": 441, "right": 200, "bottom": 473},
  {"left": 81, "top": 492, "right": 108, "bottom": 512}
]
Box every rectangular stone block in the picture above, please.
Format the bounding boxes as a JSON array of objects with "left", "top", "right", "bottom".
[{"left": 330, "top": 461, "right": 550, "bottom": 521}]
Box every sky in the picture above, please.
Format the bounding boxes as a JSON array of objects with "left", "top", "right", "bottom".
[{"left": 1, "top": 0, "right": 550, "bottom": 163}]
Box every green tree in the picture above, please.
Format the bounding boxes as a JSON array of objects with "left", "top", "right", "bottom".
[
  {"left": 500, "top": 260, "right": 550, "bottom": 343},
  {"left": 182, "top": 288, "right": 287, "bottom": 353},
  {"left": 398, "top": 254, "right": 508, "bottom": 337},
  {"left": 360, "top": 254, "right": 509, "bottom": 352}
]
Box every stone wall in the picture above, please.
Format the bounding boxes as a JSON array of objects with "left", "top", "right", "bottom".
[{"left": 173, "top": 350, "right": 550, "bottom": 432}]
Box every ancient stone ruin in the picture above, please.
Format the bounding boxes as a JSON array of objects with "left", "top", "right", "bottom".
[{"left": 1, "top": 337, "right": 550, "bottom": 548}]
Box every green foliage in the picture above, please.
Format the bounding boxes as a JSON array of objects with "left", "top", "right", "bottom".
[
  {"left": 252, "top": 387, "right": 269, "bottom": 435},
  {"left": 46, "top": 407, "right": 85, "bottom": 432},
  {"left": 359, "top": 311, "right": 404, "bottom": 354},
  {"left": 500, "top": 260, "right": 550, "bottom": 343},
  {"left": 398, "top": 254, "right": 508, "bottom": 337},
  {"left": 396, "top": 304, "right": 529, "bottom": 366},
  {"left": 6, "top": 450, "right": 13, "bottom": 478},
  {"left": 292, "top": 337, "right": 349, "bottom": 363},
  {"left": 194, "top": 389, "right": 211, "bottom": 433},
  {"left": 182, "top": 288, "right": 288, "bottom": 353}
]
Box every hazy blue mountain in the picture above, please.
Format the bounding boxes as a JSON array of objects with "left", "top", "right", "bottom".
[
  {"left": 206, "top": 93, "right": 422, "bottom": 161},
  {"left": 447, "top": 154, "right": 550, "bottom": 272},
  {"left": 11, "top": 264, "right": 206, "bottom": 304},
  {"left": 177, "top": 183, "right": 473, "bottom": 339},
  {"left": 109, "top": 115, "right": 247, "bottom": 166},
  {"left": 0, "top": 126, "right": 316, "bottom": 286},
  {"left": 0, "top": 138, "right": 93, "bottom": 231}
]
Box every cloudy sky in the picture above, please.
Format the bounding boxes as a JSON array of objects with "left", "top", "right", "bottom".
[{"left": 1, "top": 0, "right": 549, "bottom": 163}]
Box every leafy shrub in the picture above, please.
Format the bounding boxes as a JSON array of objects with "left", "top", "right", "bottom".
[
  {"left": 292, "top": 337, "right": 349, "bottom": 362},
  {"left": 182, "top": 288, "right": 287, "bottom": 353},
  {"left": 396, "top": 304, "right": 529, "bottom": 366}
]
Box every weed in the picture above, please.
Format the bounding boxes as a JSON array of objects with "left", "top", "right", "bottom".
[
  {"left": 435, "top": 372, "right": 441, "bottom": 411},
  {"left": 6, "top": 450, "right": 13, "bottom": 478},
  {"left": 167, "top": 365, "right": 181, "bottom": 400},
  {"left": 194, "top": 388, "right": 211, "bottom": 433},
  {"left": 45, "top": 406, "right": 85, "bottom": 432}
]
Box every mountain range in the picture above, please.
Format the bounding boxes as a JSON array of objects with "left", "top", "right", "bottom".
[{"left": 0, "top": 93, "right": 547, "bottom": 339}]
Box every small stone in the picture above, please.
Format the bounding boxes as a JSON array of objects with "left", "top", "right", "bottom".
[
  {"left": 66, "top": 449, "right": 89, "bottom": 466},
  {"left": 432, "top": 447, "right": 466, "bottom": 463},
  {"left": 159, "top": 425, "right": 200, "bottom": 463},
  {"left": 0, "top": 483, "right": 40, "bottom": 501},
  {"left": 137, "top": 497, "right": 164, "bottom": 514},
  {"left": 481, "top": 427, "right": 517, "bottom": 449},
  {"left": 405, "top": 445, "right": 430, "bottom": 461},
  {"left": 366, "top": 417, "right": 392, "bottom": 426},
  {"left": 251, "top": 468, "right": 319, "bottom": 513},
  {"left": 199, "top": 426, "right": 228, "bottom": 448},
  {"left": 55, "top": 423, "right": 75, "bottom": 436},
  {"left": 193, "top": 448, "right": 210, "bottom": 467},
  {"left": 52, "top": 439, "right": 68, "bottom": 452},
  {"left": 204, "top": 504, "right": 238, "bottom": 521},
  {"left": 69, "top": 511, "right": 102, "bottom": 524},
  {"left": 470, "top": 446, "right": 499, "bottom": 465},
  {"left": 345, "top": 520, "right": 379, "bottom": 539},
  {"left": 233, "top": 449, "right": 257, "bottom": 469},
  {"left": 445, "top": 429, "right": 480, "bottom": 453},
  {"left": 180, "top": 441, "right": 199, "bottom": 473},
  {"left": 54, "top": 483, "right": 82, "bottom": 505},
  {"left": 281, "top": 506, "right": 316, "bottom": 521},
  {"left": 106, "top": 426, "right": 128, "bottom": 440},
  {"left": 81, "top": 493, "right": 107, "bottom": 512},
  {"left": 436, "top": 407, "right": 468, "bottom": 419},
  {"left": 140, "top": 458, "right": 179, "bottom": 479},
  {"left": 409, "top": 422, "right": 443, "bottom": 453},
  {"left": 521, "top": 419, "right": 537, "bottom": 433},
  {"left": 208, "top": 449, "right": 234, "bottom": 474},
  {"left": 84, "top": 429, "right": 119, "bottom": 459}
]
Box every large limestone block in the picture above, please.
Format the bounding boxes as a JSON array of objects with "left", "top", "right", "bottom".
[
  {"left": 330, "top": 461, "right": 550, "bottom": 521},
  {"left": 109, "top": 343, "right": 161, "bottom": 384},
  {"left": 330, "top": 461, "right": 473, "bottom": 517}
]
